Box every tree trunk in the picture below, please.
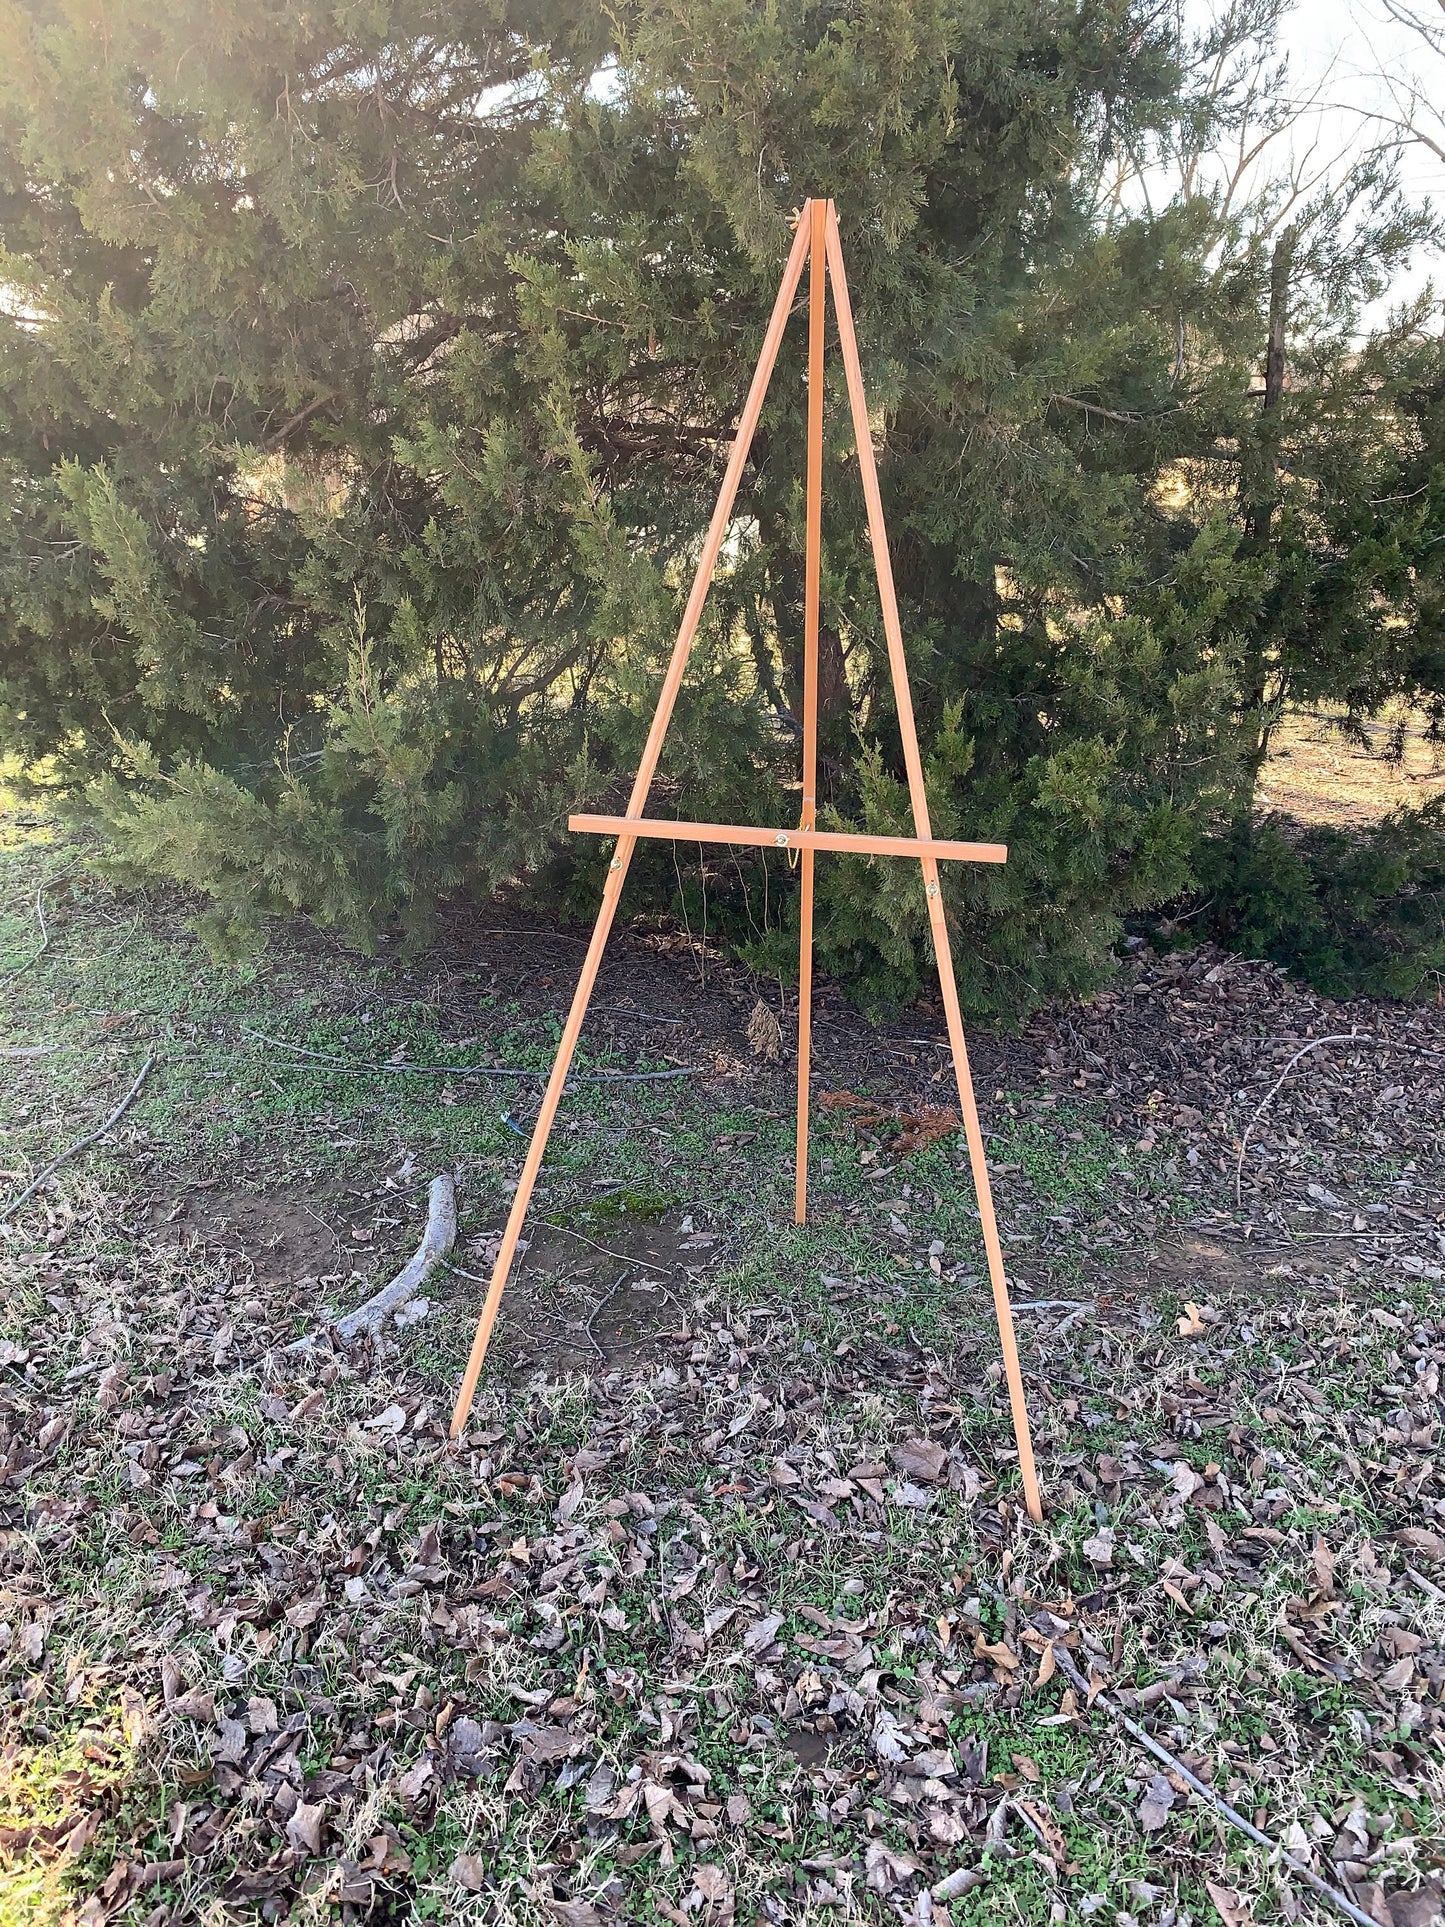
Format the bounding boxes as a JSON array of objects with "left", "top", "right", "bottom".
[
  {"left": 1241, "top": 225, "right": 1296, "bottom": 787},
  {"left": 1245, "top": 224, "right": 1294, "bottom": 550}
]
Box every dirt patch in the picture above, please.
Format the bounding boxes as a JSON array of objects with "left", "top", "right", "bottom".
[
  {"left": 474, "top": 1212, "right": 720, "bottom": 1378},
  {"left": 1259, "top": 703, "right": 1445, "bottom": 829},
  {"left": 147, "top": 1185, "right": 344, "bottom": 1292},
  {"left": 1139, "top": 1230, "right": 1365, "bottom": 1304},
  {"left": 785, "top": 1724, "right": 839, "bottom": 1768}
]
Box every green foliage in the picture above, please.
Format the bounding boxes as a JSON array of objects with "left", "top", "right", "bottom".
[
  {"left": 0, "top": 0, "right": 1442, "bottom": 1011},
  {"left": 1196, "top": 804, "right": 1445, "bottom": 999}
]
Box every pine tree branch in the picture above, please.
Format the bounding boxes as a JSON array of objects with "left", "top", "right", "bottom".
[{"left": 258, "top": 391, "right": 345, "bottom": 453}]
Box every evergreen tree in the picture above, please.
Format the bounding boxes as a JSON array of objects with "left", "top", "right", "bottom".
[{"left": 0, "top": 0, "right": 1438, "bottom": 1010}]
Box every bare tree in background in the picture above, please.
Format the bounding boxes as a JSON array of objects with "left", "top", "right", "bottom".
[
  {"left": 1091, "top": 0, "right": 1421, "bottom": 328},
  {"left": 1348, "top": 0, "right": 1445, "bottom": 167}
]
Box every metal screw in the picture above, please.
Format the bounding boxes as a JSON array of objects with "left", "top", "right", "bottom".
[
  {"left": 775, "top": 833, "right": 790, "bottom": 847},
  {"left": 609, "top": 858, "right": 622, "bottom": 872},
  {"left": 926, "top": 882, "right": 939, "bottom": 898}
]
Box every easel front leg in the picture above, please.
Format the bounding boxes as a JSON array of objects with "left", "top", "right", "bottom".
[
  {"left": 921, "top": 858, "right": 1043, "bottom": 1523},
  {"left": 448, "top": 842, "right": 633, "bottom": 1438},
  {"left": 795, "top": 845, "right": 815, "bottom": 1224},
  {"left": 794, "top": 197, "right": 827, "bottom": 1226}
]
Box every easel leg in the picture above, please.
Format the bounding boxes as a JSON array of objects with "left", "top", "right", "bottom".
[
  {"left": 795, "top": 846, "right": 814, "bottom": 1225},
  {"left": 449, "top": 844, "right": 633, "bottom": 1436},
  {"left": 824, "top": 202, "right": 1043, "bottom": 1522},
  {"left": 449, "top": 211, "right": 813, "bottom": 1439},
  {"left": 921, "top": 860, "right": 1044, "bottom": 1523},
  {"left": 794, "top": 197, "right": 826, "bottom": 1226}
]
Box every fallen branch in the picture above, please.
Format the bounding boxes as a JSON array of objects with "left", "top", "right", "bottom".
[
  {"left": 333, "top": 1174, "right": 457, "bottom": 1340},
  {"left": 1235, "top": 1032, "right": 1367, "bottom": 1205},
  {"left": 239, "top": 1026, "right": 698, "bottom": 1083},
  {"left": 0, "top": 1054, "right": 155, "bottom": 1225},
  {"left": 1235, "top": 1027, "right": 1445, "bottom": 1206},
  {"left": 0, "top": 1044, "right": 60, "bottom": 1059},
  {"left": 1049, "top": 1645, "right": 1379, "bottom": 1927}
]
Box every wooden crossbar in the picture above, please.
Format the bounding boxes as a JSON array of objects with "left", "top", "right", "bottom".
[{"left": 569, "top": 814, "right": 1007, "bottom": 865}]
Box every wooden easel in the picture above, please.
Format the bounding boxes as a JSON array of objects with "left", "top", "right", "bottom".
[{"left": 449, "top": 200, "right": 1043, "bottom": 1524}]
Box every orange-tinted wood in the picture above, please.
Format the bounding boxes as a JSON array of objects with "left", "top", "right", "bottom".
[
  {"left": 451, "top": 200, "right": 1044, "bottom": 1531},
  {"left": 824, "top": 203, "right": 1043, "bottom": 1524},
  {"left": 796, "top": 197, "right": 827, "bottom": 1225},
  {"left": 448, "top": 209, "right": 813, "bottom": 1440},
  {"left": 569, "top": 814, "right": 1007, "bottom": 864}
]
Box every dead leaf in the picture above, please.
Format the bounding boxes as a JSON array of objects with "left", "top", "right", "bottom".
[
  {"left": 285, "top": 1802, "right": 325, "bottom": 1856},
  {"left": 119, "top": 1687, "right": 149, "bottom": 1747},
  {"left": 1170, "top": 1460, "right": 1203, "bottom": 1501},
  {"left": 64, "top": 1810, "right": 101, "bottom": 1860},
  {"left": 1015, "top": 1797, "right": 1072, "bottom": 1870},
  {"left": 519, "top": 1725, "right": 581, "bottom": 1764},
  {"left": 452, "top": 1853, "right": 488, "bottom": 1892},
  {"left": 928, "top": 1805, "right": 970, "bottom": 1845},
  {"left": 166, "top": 1685, "right": 213, "bottom": 1722},
  {"left": 395, "top": 1755, "right": 435, "bottom": 1805},
  {"left": 1388, "top": 1882, "right": 1443, "bottom": 1927},
  {"left": 1177, "top": 1302, "right": 1207, "bottom": 1338},
  {"left": 336, "top": 1861, "right": 376, "bottom": 1905},
  {"left": 1137, "top": 1772, "right": 1175, "bottom": 1831},
  {"left": 691, "top": 1866, "right": 733, "bottom": 1904},
  {"left": 1082, "top": 1527, "right": 1115, "bottom": 1567},
  {"left": 1312, "top": 1537, "right": 1337, "bottom": 1596},
  {"left": 865, "top": 1840, "right": 923, "bottom": 1893},
  {"left": 1395, "top": 1528, "right": 1445, "bottom": 1562},
  {"left": 972, "top": 1632, "right": 1020, "bottom": 1671},
  {"left": 552, "top": 1903, "right": 603, "bottom": 1927},
  {"left": 891, "top": 1437, "right": 946, "bottom": 1483},
  {"left": 1205, "top": 1881, "right": 1257, "bottom": 1927},
  {"left": 743, "top": 1612, "right": 785, "bottom": 1653}
]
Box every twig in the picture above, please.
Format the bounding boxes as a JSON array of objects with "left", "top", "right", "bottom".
[
  {"left": 1045, "top": 392, "right": 1161, "bottom": 424},
  {"left": 0, "top": 1054, "right": 156, "bottom": 1225},
  {"left": 1010, "top": 1299, "right": 1093, "bottom": 1312},
  {"left": 238, "top": 1026, "right": 697, "bottom": 1083},
  {"left": 1235, "top": 1032, "right": 1368, "bottom": 1205},
  {"left": 471, "top": 928, "right": 591, "bottom": 945},
  {"left": 1235, "top": 1027, "right": 1445, "bottom": 1206},
  {"left": 1049, "top": 1645, "right": 1380, "bottom": 1927},
  {"left": 547, "top": 1221, "right": 671, "bottom": 1269},
  {"left": 332, "top": 1174, "right": 457, "bottom": 1340},
  {"left": 438, "top": 1259, "right": 492, "bottom": 1286},
  {"left": 582, "top": 1276, "right": 631, "bottom": 1361},
  {"left": 0, "top": 1044, "right": 60, "bottom": 1059},
  {"left": 594, "top": 1006, "right": 687, "bottom": 1025}
]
